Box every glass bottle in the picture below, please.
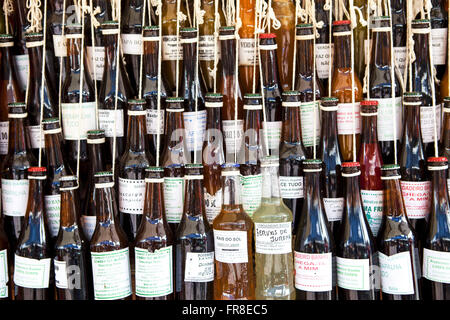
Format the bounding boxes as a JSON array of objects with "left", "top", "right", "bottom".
[
  {"left": 331, "top": 20, "right": 363, "bottom": 161},
  {"left": 202, "top": 93, "right": 225, "bottom": 224},
  {"left": 358, "top": 101, "right": 384, "bottom": 237},
  {"left": 314, "top": 0, "right": 332, "bottom": 92},
  {"left": 11, "top": 0, "right": 30, "bottom": 94},
  {"left": 14, "top": 167, "right": 52, "bottom": 300},
  {"left": 118, "top": 99, "right": 154, "bottom": 242},
  {"left": 369, "top": 16, "right": 403, "bottom": 164},
  {"left": 0, "top": 216, "right": 9, "bottom": 300},
  {"left": 336, "top": 161, "right": 378, "bottom": 300},
  {"left": 319, "top": 97, "right": 344, "bottom": 240},
  {"left": 213, "top": 163, "right": 255, "bottom": 300},
  {"left": 399, "top": 92, "right": 431, "bottom": 246},
  {"left": 441, "top": 97, "right": 450, "bottom": 161},
  {"left": 352, "top": 0, "right": 368, "bottom": 83},
  {"left": 279, "top": 91, "right": 307, "bottom": 236},
  {"left": 176, "top": 164, "right": 214, "bottom": 300},
  {"left": 391, "top": 0, "right": 407, "bottom": 80},
  {"left": 1, "top": 103, "right": 36, "bottom": 253},
  {"left": 90, "top": 171, "right": 132, "bottom": 300},
  {"left": 135, "top": 166, "right": 174, "bottom": 300},
  {"left": 294, "top": 159, "right": 336, "bottom": 300},
  {"left": 295, "top": 24, "right": 324, "bottom": 157},
  {"left": 253, "top": 157, "right": 294, "bottom": 300},
  {"left": 54, "top": 175, "right": 91, "bottom": 300},
  {"left": 378, "top": 164, "right": 421, "bottom": 300},
  {"left": 422, "top": 157, "right": 450, "bottom": 300},
  {"left": 430, "top": 0, "right": 448, "bottom": 79}
]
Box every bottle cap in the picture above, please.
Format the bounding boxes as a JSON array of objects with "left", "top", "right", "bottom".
[
  {"left": 87, "top": 130, "right": 106, "bottom": 144},
  {"left": 296, "top": 23, "right": 313, "bottom": 28},
  {"left": 320, "top": 97, "right": 339, "bottom": 111},
  {"left": 145, "top": 166, "right": 164, "bottom": 172},
  {"left": 94, "top": 171, "right": 114, "bottom": 188},
  {"left": 43, "top": 117, "right": 61, "bottom": 134},
  {"left": 427, "top": 157, "right": 448, "bottom": 171},
  {"left": 342, "top": 162, "right": 360, "bottom": 167},
  {"left": 145, "top": 166, "right": 164, "bottom": 182},
  {"left": 342, "top": 162, "right": 361, "bottom": 177},
  {"left": 360, "top": 101, "right": 378, "bottom": 115},
  {"left": 185, "top": 164, "right": 203, "bottom": 179},
  {"left": 282, "top": 91, "right": 301, "bottom": 107},
  {"left": 296, "top": 24, "right": 314, "bottom": 38},
  {"left": 302, "top": 159, "right": 322, "bottom": 172},
  {"left": 101, "top": 21, "right": 120, "bottom": 35},
  {"left": 28, "top": 167, "right": 47, "bottom": 180},
  {"left": 443, "top": 97, "right": 450, "bottom": 111},
  {"left": 403, "top": 92, "right": 422, "bottom": 105},
  {"left": 128, "top": 99, "right": 146, "bottom": 114},
  {"left": 221, "top": 163, "right": 240, "bottom": 176},
  {"left": 166, "top": 97, "right": 184, "bottom": 112},
  {"left": 243, "top": 93, "right": 263, "bottom": 110},
  {"left": 333, "top": 20, "right": 351, "bottom": 26},
  {"left": 205, "top": 93, "right": 223, "bottom": 108},
  {"left": 0, "top": 34, "right": 14, "bottom": 46},
  {"left": 381, "top": 164, "right": 401, "bottom": 180},
  {"left": 8, "top": 102, "right": 27, "bottom": 118},
  {"left": 360, "top": 100, "right": 378, "bottom": 106},
  {"left": 219, "top": 26, "right": 235, "bottom": 38},
  {"left": 59, "top": 175, "right": 79, "bottom": 191},
  {"left": 260, "top": 33, "right": 276, "bottom": 39},
  {"left": 180, "top": 27, "right": 198, "bottom": 40},
  {"left": 165, "top": 163, "right": 183, "bottom": 169}
]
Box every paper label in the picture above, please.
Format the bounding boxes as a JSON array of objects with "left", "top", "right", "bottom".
[
  {"left": 146, "top": 109, "right": 165, "bottom": 134},
  {"left": 98, "top": 109, "right": 124, "bottom": 138},
  {"left": 205, "top": 189, "right": 222, "bottom": 223},
  {"left": 135, "top": 246, "right": 173, "bottom": 297},
  {"left": 222, "top": 120, "right": 244, "bottom": 154},
  {"left": 241, "top": 174, "right": 262, "bottom": 217},
  {"left": 61, "top": 102, "right": 97, "bottom": 140},
  {"left": 255, "top": 222, "right": 292, "bottom": 254},
  {"left": 213, "top": 230, "right": 248, "bottom": 264},
  {"left": 2, "top": 179, "right": 29, "bottom": 217},
  {"left": 393, "top": 46, "right": 407, "bottom": 77},
  {"left": 423, "top": 248, "right": 450, "bottom": 284},
  {"left": 183, "top": 110, "right": 207, "bottom": 152},
  {"left": 91, "top": 248, "right": 132, "bottom": 300},
  {"left": 400, "top": 181, "right": 431, "bottom": 219},
  {"left": 199, "top": 35, "right": 219, "bottom": 61},
  {"left": 431, "top": 28, "right": 448, "bottom": 65},
  {"left": 162, "top": 35, "right": 183, "bottom": 61},
  {"left": 294, "top": 252, "right": 333, "bottom": 292},
  {"left": 44, "top": 194, "right": 61, "bottom": 238},
  {"left": 27, "top": 125, "right": 45, "bottom": 148},
  {"left": 0, "top": 249, "right": 8, "bottom": 298},
  {"left": 376, "top": 97, "right": 403, "bottom": 142},
  {"left": 14, "top": 54, "right": 29, "bottom": 92},
  {"left": 53, "top": 34, "right": 67, "bottom": 57},
  {"left": 118, "top": 178, "right": 145, "bottom": 214},
  {"left": 164, "top": 177, "right": 185, "bottom": 223},
  {"left": 379, "top": 251, "right": 415, "bottom": 295},
  {"left": 13, "top": 255, "right": 51, "bottom": 289},
  {"left": 360, "top": 190, "right": 384, "bottom": 237},
  {"left": 81, "top": 215, "right": 96, "bottom": 241},
  {"left": 239, "top": 38, "right": 259, "bottom": 66},
  {"left": 300, "top": 101, "right": 321, "bottom": 147},
  {"left": 86, "top": 46, "right": 105, "bottom": 81},
  {"left": 337, "top": 102, "right": 361, "bottom": 135},
  {"left": 261, "top": 121, "right": 282, "bottom": 150},
  {"left": 121, "top": 33, "right": 143, "bottom": 55},
  {"left": 336, "top": 257, "right": 370, "bottom": 291},
  {"left": 323, "top": 197, "right": 344, "bottom": 222},
  {"left": 0, "top": 121, "right": 9, "bottom": 155},
  {"left": 54, "top": 259, "right": 68, "bottom": 289},
  {"left": 420, "top": 105, "right": 442, "bottom": 144},
  {"left": 184, "top": 251, "right": 214, "bottom": 282},
  {"left": 315, "top": 43, "right": 334, "bottom": 79},
  {"left": 279, "top": 176, "right": 304, "bottom": 199}
]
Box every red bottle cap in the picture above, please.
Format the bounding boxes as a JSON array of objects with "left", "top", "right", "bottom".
[
  {"left": 333, "top": 20, "right": 351, "bottom": 26},
  {"left": 259, "top": 33, "right": 276, "bottom": 39},
  {"left": 360, "top": 100, "right": 379, "bottom": 106},
  {"left": 428, "top": 157, "right": 448, "bottom": 162},
  {"left": 342, "top": 162, "right": 360, "bottom": 168},
  {"left": 28, "top": 167, "right": 47, "bottom": 173}
]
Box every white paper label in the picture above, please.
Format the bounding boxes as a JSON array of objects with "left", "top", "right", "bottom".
[
  {"left": 393, "top": 46, "right": 407, "bottom": 77},
  {"left": 146, "top": 109, "right": 165, "bottom": 134},
  {"left": 376, "top": 97, "right": 403, "bottom": 142},
  {"left": 323, "top": 197, "right": 344, "bottom": 222},
  {"left": 2, "top": 179, "right": 29, "bottom": 217},
  {"left": 184, "top": 251, "right": 214, "bottom": 282},
  {"left": 420, "top": 105, "right": 442, "bottom": 144},
  {"left": 255, "top": 222, "right": 292, "bottom": 254},
  {"left": 164, "top": 177, "right": 184, "bottom": 223},
  {"left": 379, "top": 251, "right": 415, "bottom": 295},
  {"left": 27, "top": 125, "right": 45, "bottom": 148},
  {"left": 118, "top": 178, "right": 145, "bottom": 214},
  {"left": 400, "top": 180, "right": 431, "bottom": 219},
  {"left": 14, "top": 255, "right": 51, "bottom": 289},
  {"left": 98, "top": 109, "right": 124, "bottom": 138},
  {"left": 199, "top": 35, "right": 219, "bottom": 61},
  {"left": 0, "top": 249, "right": 8, "bottom": 298},
  {"left": 279, "top": 176, "right": 304, "bottom": 199},
  {"left": 423, "top": 248, "right": 450, "bottom": 284},
  {"left": 121, "top": 34, "right": 143, "bottom": 55},
  {"left": 162, "top": 35, "right": 183, "bottom": 61},
  {"left": 300, "top": 101, "right": 321, "bottom": 147},
  {"left": 213, "top": 230, "right": 248, "bottom": 264},
  {"left": 360, "top": 190, "right": 384, "bottom": 237},
  {"left": 183, "top": 110, "right": 207, "bottom": 152},
  {"left": 81, "top": 215, "right": 96, "bottom": 241},
  {"left": 241, "top": 174, "right": 262, "bottom": 217},
  {"left": 431, "top": 28, "right": 448, "bottom": 65},
  {"left": 315, "top": 43, "right": 334, "bottom": 79},
  {"left": 14, "top": 54, "right": 29, "bottom": 92},
  {"left": 54, "top": 259, "right": 68, "bottom": 289},
  {"left": 53, "top": 34, "right": 67, "bottom": 57},
  {"left": 222, "top": 120, "right": 244, "bottom": 154},
  {"left": 0, "top": 121, "right": 9, "bottom": 155},
  {"left": 205, "top": 189, "right": 222, "bottom": 223},
  {"left": 336, "top": 257, "right": 370, "bottom": 291},
  {"left": 135, "top": 246, "right": 173, "bottom": 297},
  {"left": 294, "top": 251, "right": 333, "bottom": 292},
  {"left": 239, "top": 38, "right": 259, "bottom": 66},
  {"left": 61, "top": 102, "right": 97, "bottom": 140},
  {"left": 86, "top": 46, "right": 105, "bottom": 81},
  {"left": 44, "top": 194, "right": 61, "bottom": 237},
  {"left": 337, "top": 102, "right": 361, "bottom": 135},
  {"left": 91, "top": 248, "right": 132, "bottom": 300},
  {"left": 262, "top": 121, "right": 282, "bottom": 150}
]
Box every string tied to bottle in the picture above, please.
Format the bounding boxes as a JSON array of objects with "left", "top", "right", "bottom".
[
  {"left": 2, "top": 0, "right": 13, "bottom": 34},
  {"left": 26, "top": 0, "right": 43, "bottom": 33}
]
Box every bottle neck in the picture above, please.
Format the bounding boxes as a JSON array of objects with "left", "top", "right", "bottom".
[
  {"left": 44, "top": 133, "right": 65, "bottom": 167},
  {"left": 403, "top": 105, "right": 422, "bottom": 140},
  {"left": 95, "top": 186, "right": 118, "bottom": 222},
  {"left": 206, "top": 107, "right": 222, "bottom": 131},
  {"left": 126, "top": 114, "right": 147, "bottom": 152},
  {"left": 164, "top": 110, "right": 185, "bottom": 144},
  {"left": 320, "top": 110, "right": 339, "bottom": 143},
  {"left": 0, "top": 46, "right": 14, "bottom": 78},
  {"left": 383, "top": 179, "right": 407, "bottom": 218},
  {"left": 60, "top": 189, "right": 78, "bottom": 227},
  {"left": 361, "top": 115, "right": 378, "bottom": 144},
  {"left": 67, "top": 37, "right": 83, "bottom": 73},
  {"left": 304, "top": 171, "right": 322, "bottom": 205},
  {"left": 183, "top": 178, "right": 205, "bottom": 217},
  {"left": 222, "top": 174, "right": 242, "bottom": 205},
  {"left": 371, "top": 31, "right": 392, "bottom": 67},
  {"left": 8, "top": 118, "right": 28, "bottom": 154},
  {"left": 261, "top": 165, "right": 282, "bottom": 202},
  {"left": 104, "top": 33, "right": 119, "bottom": 75},
  {"left": 144, "top": 181, "right": 165, "bottom": 220},
  {"left": 281, "top": 106, "right": 302, "bottom": 143},
  {"left": 87, "top": 142, "right": 105, "bottom": 177},
  {"left": 344, "top": 175, "right": 364, "bottom": 217},
  {"left": 220, "top": 38, "right": 237, "bottom": 77},
  {"left": 28, "top": 45, "right": 44, "bottom": 76},
  {"left": 26, "top": 179, "right": 45, "bottom": 220},
  {"left": 143, "top": 40, "right": 159, "bottom": 79},
  {"left": 333, "top": 35, "right": 351, "bottom": 68},
  {"left": 297, "top": 39, "right": 314, "bottom": 76},
  {"left": 260, "top": 46, "right": 280, "bottom": 87},
  {"left": 413, "top": 32, "right": 431, "bottom": 68}
]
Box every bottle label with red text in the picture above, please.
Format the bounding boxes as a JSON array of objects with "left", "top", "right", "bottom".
[
  {"left": 420, "top": 105, "right": 442, "bottom": 144},
  {"left": 337, "top": 102, "right": 361, "bottom": 135},
  {"left": 0, "top": 121, "right": 8, "bottom": 155},
  {"left": 400, "top": 181, "right": 431, "bottom": 219},
  {"left": 118, "top": 178, "right": 146, "bottom": 214},
  {"left": 315, "top": 43, "right": 334, "bottom": 79},
  {"left": 360, "top": 190, "right": 384, "bottom": 237},
  {"left": 379, "top": 251, "right": 415, "bottom": 295},
  {"left": 213, "top": 230, "right": 248, "bottom": 264},
  {"left": 431, "top": 28, "right": 448, "bottom": 65},
  {"left": 376, "top": 97, "right": 403, "bottom": 142},
  {"left": 423, "top": 248, "right": 450, "bottom": 284},
  {"left": 294, "top": 252, "right": 333, "bottom": 292},
  {"left": 279, "top": 176, "right": 304, "bottom": 199},
  {"left": 323, "top": 197, "right": 344, "bottom": 222}
]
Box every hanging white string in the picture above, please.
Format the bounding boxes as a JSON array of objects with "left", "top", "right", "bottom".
[
  {"left": 3, "top": 0, "right": 13, "bottom": 34},
  {"left": 234, "top": 0, "right": 241, "bottom": 164},
  {"left": 213, "top": 0, "right": 219, "bottom": 92},
  {"left": 88, "top": 0, "right": 100, "bottom": 128},
  {"left": 349, "top": 0, "right": 357, "bottom": 162},
  {"left": 175, "top": 0, "right": 182, "bottom": 96},
  {"left": 152, "top": 0, "right": 163, "bottom": 167},
  {"left": 252, "top": 0, "right": 260, "bottom": 94},
  {"left": 193, "top": 0, "right": 201, "bottom": 163},
  {"left": 291, "top": 0, "right": 300, "bottom": 90}
]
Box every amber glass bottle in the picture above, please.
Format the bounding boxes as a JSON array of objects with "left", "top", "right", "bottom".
[{"left": 0, "top": 216, "right": 9, "bottom": 300}]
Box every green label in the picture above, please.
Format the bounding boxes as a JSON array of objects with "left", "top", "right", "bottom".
[
  {"left": 241, "top": 174, "right": 262, "bottom": 217},
  {"left": 300, "top": 101, "right": 321, "bottom": 147},
  {"left": 164, "top": 178, "right": 185, "bottom": 223},
  {"left": 336, "top": 257, "right": 370, "bottom": 291},
  {"left": 0, "top": 249, "right": 7, "bottom": 298},
  {"left": 61, "top": 102, "right": 97, "bottom": 140}
]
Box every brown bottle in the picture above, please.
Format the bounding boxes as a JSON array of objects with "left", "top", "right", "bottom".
[
  {"left": 441, "top": 97, "right": 450, "bottom": 161},
  {"left": 0, "top": 216, "right": 9, "bottom": 300},
  {"left": 135, "top": 167, "right": 174, "bottom": 300},
  {"left": 90, "top": 171, "right": 132, "bottom": 300}
]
